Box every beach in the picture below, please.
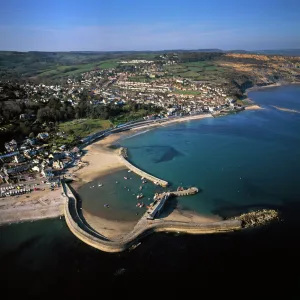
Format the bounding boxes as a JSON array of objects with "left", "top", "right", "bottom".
[
  {"left": 0, "top": 110, "right": 260, "bottom": 227},
  {"left": 0, "top": 188, "right": 64, "bottom": 225},
  {"left": 130, "top": 113, "right": 213, "bottom": 131},
  {"left": 82, "top": 210, "right": 136, "bottom": 239},
  {"left": 70, "top": 114, "right": 215, "bottom": 186},
  {"left": 71, "top": 133, "right": 128, "bottom": 186}
]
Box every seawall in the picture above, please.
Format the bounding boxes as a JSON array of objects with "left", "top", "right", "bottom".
[
  {"left": 118, "top": 147, "right": 169, "bottom": 187},
  {"left": 63, "top": 182, "right": 242, "bottom": 253}
]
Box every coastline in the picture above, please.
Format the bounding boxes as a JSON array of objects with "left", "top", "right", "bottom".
[
  {"left": 70, "top": 114, "right": 214, "bottom": 188},
  {"left": 0, "top": 94, "right": 280, "bottom": 227},
  {"left": 1, "top": 115, "right": 216, "bottom": 226},
  {"left": 245, "top": 81, "right": 300, "bottom": 96},
  {"left": 244, "top": 105, "right": 263, "bottom": 110},
  {"left": 0, "top": 189, "right": 64, "bottom": 226},
  {"left": 70, "top": 133, "right": 128, "bottom": 187}
]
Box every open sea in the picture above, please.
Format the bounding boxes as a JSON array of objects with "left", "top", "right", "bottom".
[{"left": 1, "top": 85, "right": 300, "bottom": 294}]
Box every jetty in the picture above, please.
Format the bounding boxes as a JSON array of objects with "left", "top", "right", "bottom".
[
  {"left": 146, "top": 188, "right": 198, "bottom": 220},
  {"left": 62, "top": 181, "right": 242, "bottom": 253},
  {"left": 118, "top": 147, "right": 169, "bottom": 187}
]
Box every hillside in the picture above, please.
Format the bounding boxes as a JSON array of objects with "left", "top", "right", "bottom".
[{"left": 0, "top": 51, "right": 299, "bottom": 96}]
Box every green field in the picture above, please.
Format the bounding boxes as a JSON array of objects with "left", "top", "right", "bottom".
[
  {"left": 51, "top": 119, "right": 112, "bottom": 147},
  {"left": 172, "top": 89, "right": 201, "bottom": 95},
  {"left": 164, "top": 61, "right": 227, "bottom": 82},
  {"left": 36, "top": 59, "right": 119, "bottom": 80}
]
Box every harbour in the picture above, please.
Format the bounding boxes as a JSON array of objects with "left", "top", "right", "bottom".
[{"left": 1, "top": 84, "right": 300, "bottom": 292}]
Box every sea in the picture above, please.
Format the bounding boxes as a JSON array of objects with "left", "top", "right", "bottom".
[{"left": 1, "top": 84, "right": 300, "bottom": 294}]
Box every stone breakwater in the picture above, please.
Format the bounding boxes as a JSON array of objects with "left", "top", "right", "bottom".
[
  {"left": 62, "top": 182, "right": 242, "bottom": 253},
  {"left": 231, "top": 209, "right": 280, "bottom": 228},
  {"left": 118, "top": 147, "right": 169, "bottom": 187}
]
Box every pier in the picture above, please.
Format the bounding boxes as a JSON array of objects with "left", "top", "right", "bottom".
[
  {"left": 62, "top": 181, "right": 242, "bottom": 252},
  {"left": 118, "top": 147, "right": 169, "bottom": 187}
]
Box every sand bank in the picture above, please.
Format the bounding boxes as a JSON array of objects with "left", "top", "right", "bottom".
[
  {"left": 162, "top": 208, "right": 222, "bottom": 224},
  {"left": 80, "top": 206, "right": 220, "bottom": 241},
  {"left": 245, "top": 105, "right": 263, "bottom": 110},
  {"left": 271, "top": 105, "right": 300, "bottom": 114},
  {"left": 82, "top": 210, "right": 136, "bottom": 240}
]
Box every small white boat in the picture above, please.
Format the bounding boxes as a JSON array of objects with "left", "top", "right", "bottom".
[
  {"left": 124, "top": 177, "right": 128, "bottom": 180},
  {"left": 98, "top": 183, "right": 103, "bottom": 187},
  {"left": 136, "top": 193, "right": 144, "bottom": 199},
  {"left": 128, "top": 170, "right": 132, "bottom": 173}
]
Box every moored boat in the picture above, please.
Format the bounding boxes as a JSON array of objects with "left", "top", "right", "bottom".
[{"left": 136, "top": 193, "right": 144, "bottom": 199}]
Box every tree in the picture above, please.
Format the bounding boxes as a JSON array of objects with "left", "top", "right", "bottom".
[{"left": 29, "top": 132, "right": 35, "bottom": 138}]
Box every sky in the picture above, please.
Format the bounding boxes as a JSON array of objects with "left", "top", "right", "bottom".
[{"left": 0, "top": 0, "right": 300, "bottom": 51}]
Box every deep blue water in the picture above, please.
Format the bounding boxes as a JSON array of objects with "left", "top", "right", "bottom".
[{"left": 1, "top": 85, "right": 300, "bottom": 294}]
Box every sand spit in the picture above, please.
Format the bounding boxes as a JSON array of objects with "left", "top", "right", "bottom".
[{"left": 271, "top": 105, "right": 300, "bottom": 114}]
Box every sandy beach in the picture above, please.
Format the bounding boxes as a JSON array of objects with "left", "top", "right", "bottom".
[
  {"left": 0, "top": 110, "right": 252, "bottom": 227},
  {"left": 0, "top": 189, "right": 64, "bottom": 225},
  {"left": 162, "top": 208, "right": 222, "bottom": 224},
  {"left": 71, "top": 114, "right": 214, "bottom": 186},
  {"left": 82, "top": 210, "right": 136, "bottom": 239},
  {"left": 71, "top": 133, "right": 127, "bottom": 186},
  {"left": 130, "top": 113, "right": 213, "bottom": 131},
  {"left": 76, "top": 205, "right": 222, "bottom": 241}
]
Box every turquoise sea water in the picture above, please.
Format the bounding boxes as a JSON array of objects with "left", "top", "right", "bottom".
[
  {"left": 79, "top": 84, "right": 300, "bottom": 221},
  {"left": 1, "top": 85, "right": 300, "bottom": 293}
]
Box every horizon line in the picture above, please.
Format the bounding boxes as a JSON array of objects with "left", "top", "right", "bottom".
[{"left": 1, "top": 48, "right": 300, "bottom": 53}]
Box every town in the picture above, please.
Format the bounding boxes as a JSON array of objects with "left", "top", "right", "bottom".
[{"left": 0, "top": 56, "right": 248, "bottom": 193}]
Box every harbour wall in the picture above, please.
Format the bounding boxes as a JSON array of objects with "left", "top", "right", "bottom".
[
  {"left": 63, "top": 182, "right": 242, "bottom": 253},
  {"left": 118, "top": 147, "right": 169, "bottom": 187}
]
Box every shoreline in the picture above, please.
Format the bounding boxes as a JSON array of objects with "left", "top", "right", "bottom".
[
  {"left": 1, "top": 84, "right": 288, "bottom": 227},
  {"left": 245, "top": 81, "right": 300, "bottom": 96},
  {"left": 70, "top": 114, "right": 214, "bottom": 187},
  {"left": 0, "top": 189, "right": 64, "bottom": 226}
]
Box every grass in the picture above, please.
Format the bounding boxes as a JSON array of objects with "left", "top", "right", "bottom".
[
  {"left": 164, "top": 61, "right": 228, "bottom": 83},
  {"left": 36, "top": 59, "right": 119, "bottom": 80},
  {"left": 51, "top": 119, "right": 112, "bottom": 147},
  {"left": 172, "top": 90, "right": 201, "bottom": 95},
  {"left": 59, "top": 119, "right": 112, "bottom": 135}
]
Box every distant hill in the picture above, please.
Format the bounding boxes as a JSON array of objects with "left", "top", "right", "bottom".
[{"left": 251, "top": 49, "right": 300, "bottom": 56}]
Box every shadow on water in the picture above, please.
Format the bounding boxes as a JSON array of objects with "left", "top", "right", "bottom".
[
  {"left": 1, "top": 235, "right": 42, "bottom": 262},
  {"left": 211, "top": 197, "right": 300, "bottom": 226},
  {"left": 128, "top": 145, "right": 184, "bottom": 163},
  {"left": 154, "top": 147, "right": 184, "bottom": 163},
  {"left": 159, "top": 197, "right": 179, "bottom": 218}
]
